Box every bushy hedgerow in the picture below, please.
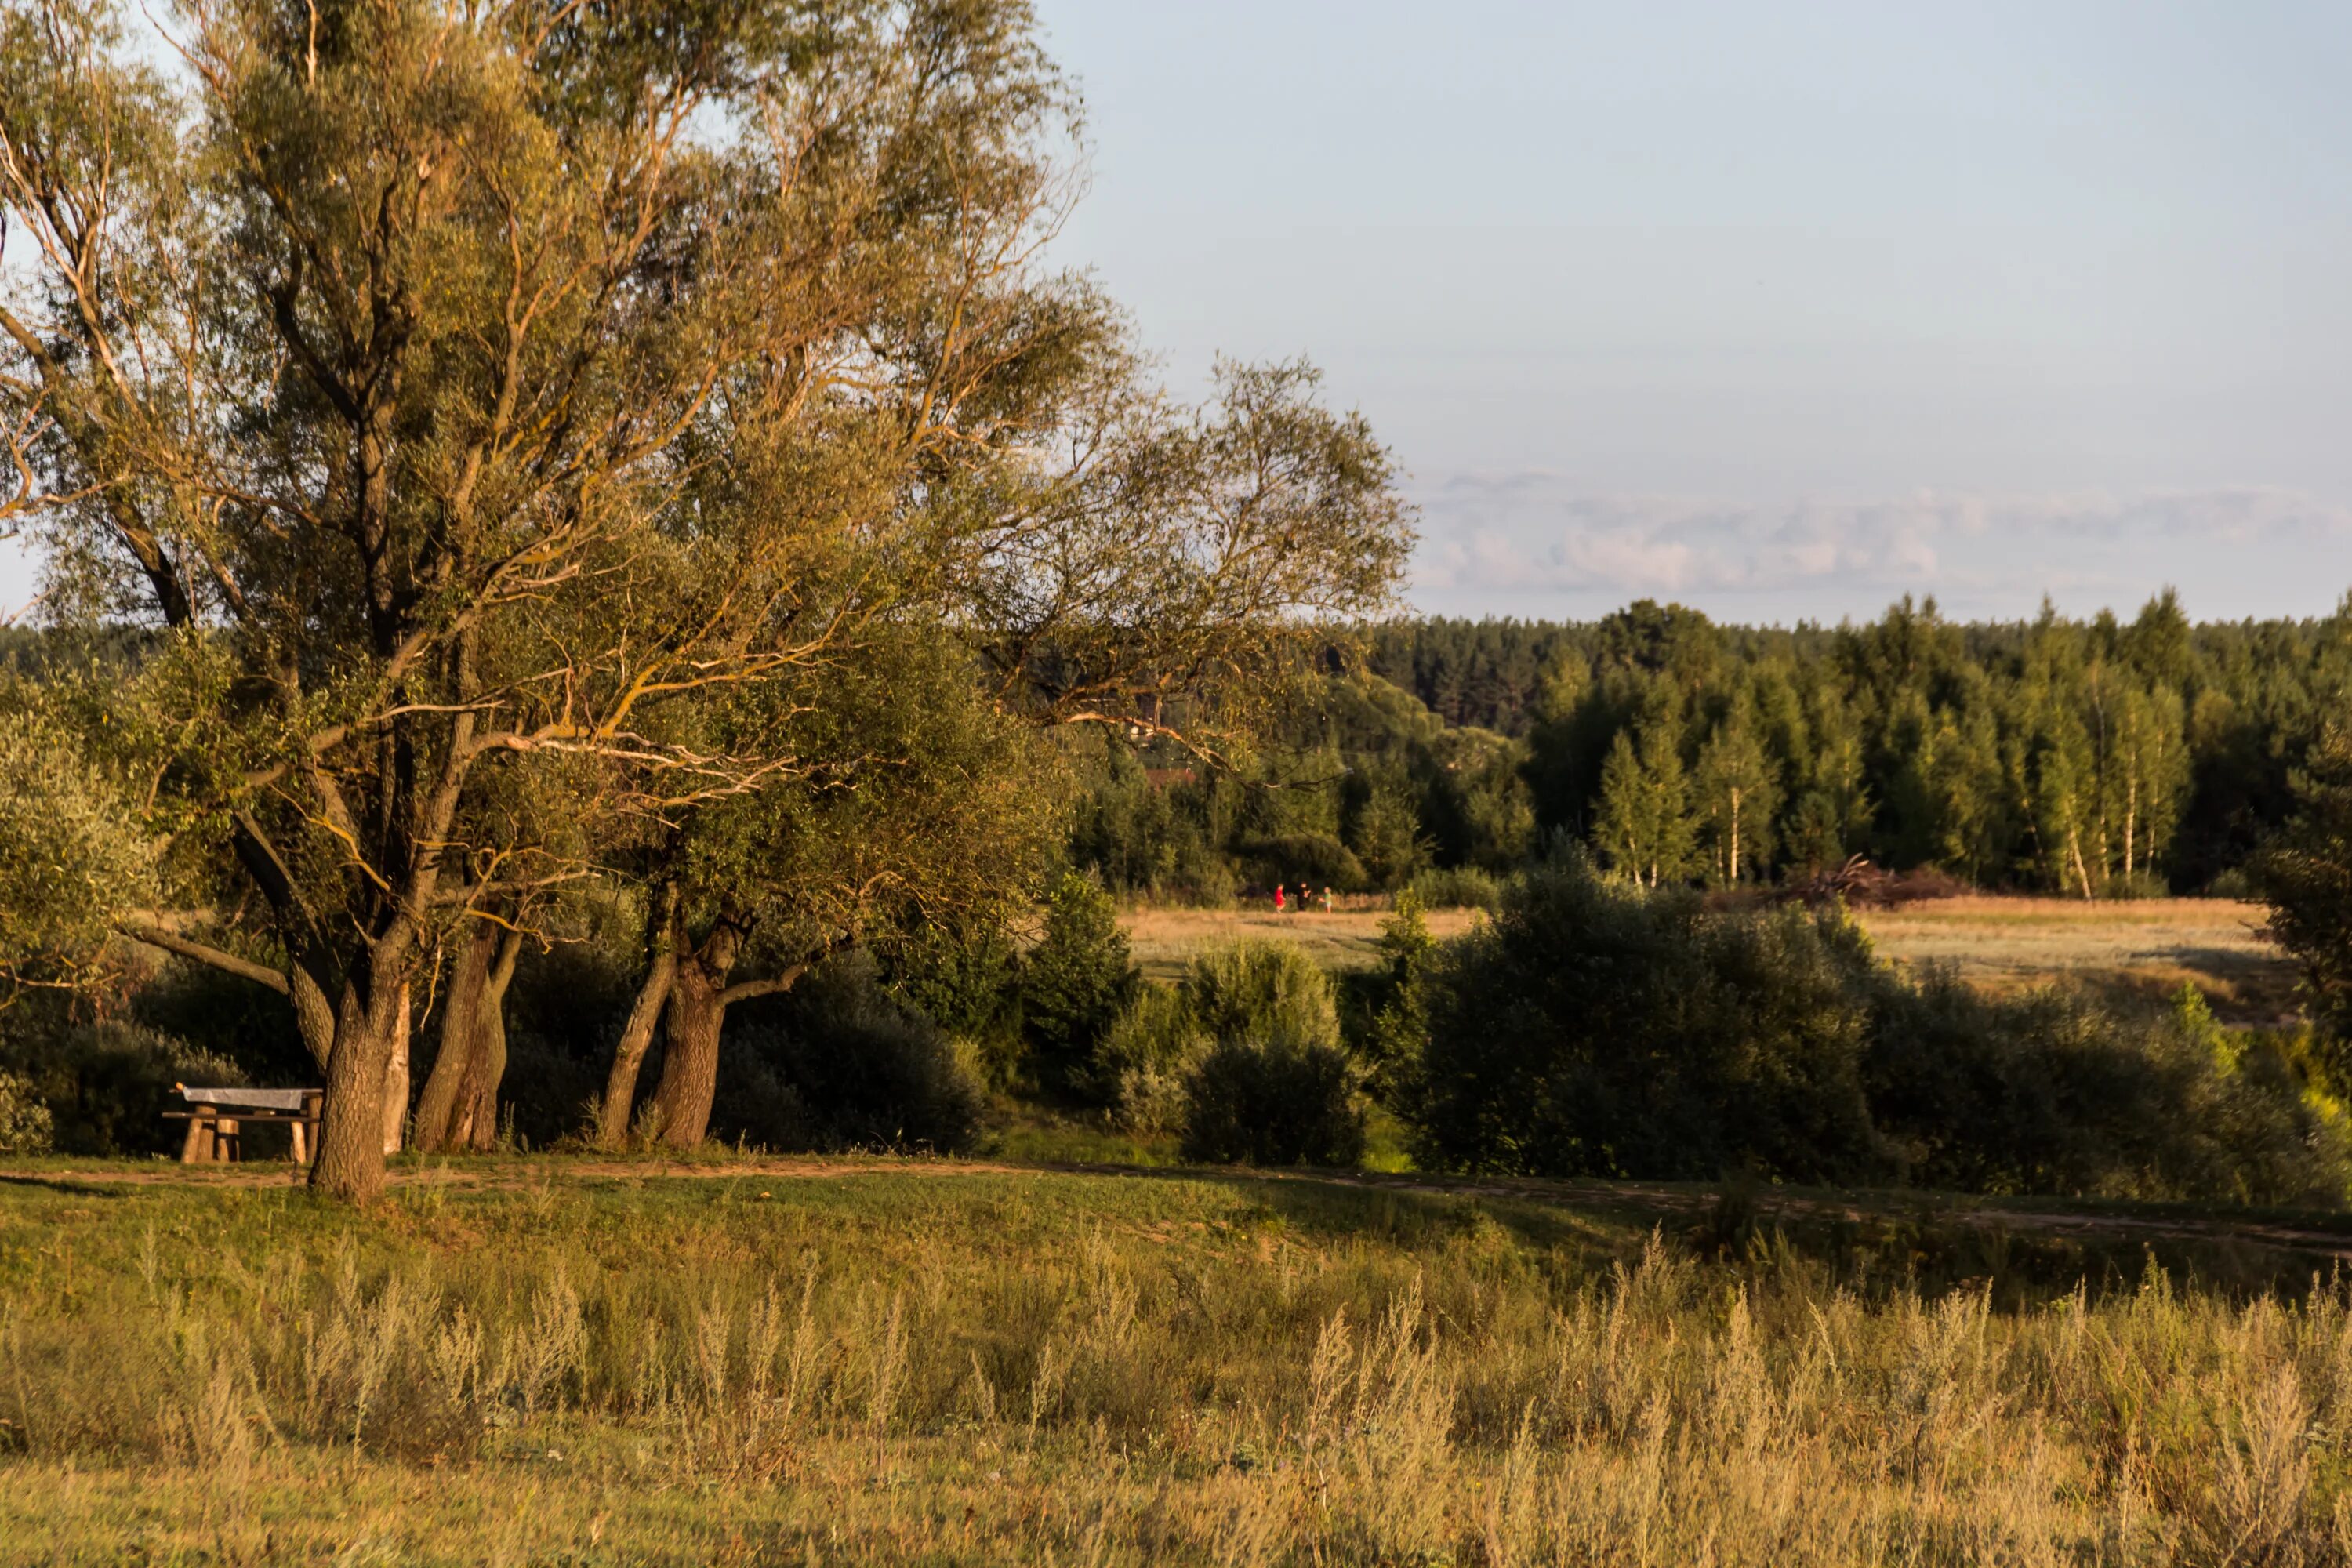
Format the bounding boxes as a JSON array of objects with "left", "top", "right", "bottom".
[{"left": 1408, "top": 853, "right": 2350, "bottom": 1203}]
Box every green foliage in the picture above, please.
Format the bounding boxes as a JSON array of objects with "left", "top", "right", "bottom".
[
  {"left": 0, "top": 1069, "right": 52, "bottom": 1155},
  {"left": 1177, "top": 938, "right": 1366, "bottom": 1166},
  {"left": 0, "top": 1016, "right": 245, "bottom": 1157},
  {"left": 1409, "top": 854, "right": 2348, "bottom": 1203},
  {"left": 1018, "top": 873, "right": 1139, "bottom": 1101},
  {"left": 0, "top": 706, "right": 155, "bottom": 994},
  {"left": 879, "top": 919, "right": 1027, "bottom": 1083},
  {"left": 2249, "top": 723, "right": 2352, "bottom": 1065},
  {"left": 1093, "top": 982, "right": 1208, "bottom": 1134},
  {"left": 1179, "top": 1035, "right": 1368, "bottom": 1167},
  {"left": 1345, "top": 780, "right": 1429, "bottom": 889},
  {"left": 1403, "top": 865, "right": 1504, "bottom": 911},
  {"left": 1184, "top": 939, "right": 1344, "bottom": 1054},
  {"left": 718, "top": 956, "right": 985, "bottom": 1156},
  {"left": 1360, "top": 890, "right": 1438, "bottom": 1096},
  {"left": 1363, "top": 595, "right": 2352, "bottom": 894}
]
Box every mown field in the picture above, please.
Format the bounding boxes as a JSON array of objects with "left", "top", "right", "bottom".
[
  {"left": 5, "top": 1158, "right": 2352, "bottom": 1566},
  {"left": 1126, "top": 897, "right": 2293, "bottom": 1021}
]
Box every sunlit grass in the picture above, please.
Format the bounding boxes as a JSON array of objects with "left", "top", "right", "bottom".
[{"left": 5, "top": 1163, "right": 2352, "bottom": 1563}]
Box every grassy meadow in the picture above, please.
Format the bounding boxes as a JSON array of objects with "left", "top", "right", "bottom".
[
  {"left": 1125, "top": 897, "right": 2293, "bottom": 1021},
  {"left": 6, "top": 1160, "right": 2352, "bottom": 1565}
]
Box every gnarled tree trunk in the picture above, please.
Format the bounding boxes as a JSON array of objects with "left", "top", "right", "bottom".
[
  {"left": 643, "top": 925, "right": 820, "bottom": 1152},
  {"left": 415, "top": 926, "right": 524, "bottom": 1153},
  {"left": 310, "top": 956, "right": 415, "bottom": 1201},
  {"left": 647, "top": 926, "right": 739, "bottom": 1150},
  {"left": 452, "top": 933, "right": 521, "bottom": 1152},
  {"left": 415, "top": 926, "right": 496, "bottom": 1152}
]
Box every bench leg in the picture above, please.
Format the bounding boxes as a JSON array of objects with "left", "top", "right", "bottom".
[
  {"left": 289, "top": 1120, "right": 309, "bottom": 1164},
  {"left": 216, "top": 1117, "right": 239, "bottom": 1163},
  {"left": 180, "top": 1115, "right": 215, "bottom": 1164}
]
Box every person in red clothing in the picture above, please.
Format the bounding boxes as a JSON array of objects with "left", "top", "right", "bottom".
[{"left": 1272, "top": 884, "right": 1286, "bottom": 913}]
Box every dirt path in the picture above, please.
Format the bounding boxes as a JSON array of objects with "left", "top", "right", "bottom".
[{"left": 10, "top": 1153, "right": 2352, "bottom": 1264}]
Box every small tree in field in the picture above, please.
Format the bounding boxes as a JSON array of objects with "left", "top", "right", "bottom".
[{"left": 1018, "top": 871, "right": 1136, "bottom": 1102}]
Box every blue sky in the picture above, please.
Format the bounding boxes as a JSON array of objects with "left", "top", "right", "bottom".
[
  {"left": 6, "top": 2, "right": 2349, "bottom": 625},
  {"left": 1033, "top": 0, "right": 2352, "bottom": 622}
]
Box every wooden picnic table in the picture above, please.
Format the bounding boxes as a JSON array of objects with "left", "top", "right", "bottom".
[{"left": 165, "top": 1086, "right": 325, "bottom": 1164}]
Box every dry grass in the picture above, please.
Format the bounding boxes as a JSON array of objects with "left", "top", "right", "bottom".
[
  {"left": 5, "top": 1165, "right": 2352, "bottom": 1563},
  {"left": 1860, "top": 897, "right": 2292, "bottom": 1023},
  {"left": 1123, "top": 906, "right": 1484, "bottom": 983},
  {"left": 1124, "top": 897, "right": 2296, "bottom": 1021}
]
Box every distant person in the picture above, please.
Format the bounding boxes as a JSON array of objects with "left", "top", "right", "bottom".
[
  {"left": 1273, "top": 884, "right": 1286, "bottom": 913},
  {"left": 1321, "top": 886, "right": 1334, "bottom": 913}
]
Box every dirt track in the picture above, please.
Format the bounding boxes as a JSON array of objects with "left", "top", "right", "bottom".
[{"left": 9, "top": 1154, "right": 2352, "bottom": 1265}]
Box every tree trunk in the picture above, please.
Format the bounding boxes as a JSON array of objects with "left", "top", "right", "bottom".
[
  {"left": 380, "top": 980, "right": 411, "bottom": 1156},
  {"left": 310, "top": 967, "right": 411, "bottom": 1201},
  {"left": 454, "top": 932, "right": 521, "bottom": 1152},
  {"left": 597, "top": 881, "right": 682, "bottom": 1147},
  {"left": 1729, "top": 787, "right": 1742, "bottom": 886},
  {"left": 414, "top": 925, "right": 497, "bottom": 1153},
  {"left": 648, "top": 941, "right": 732, "bottom": 1150},
  {"left": 291, "top": 967, "right": 336, "bottom": 1072}
]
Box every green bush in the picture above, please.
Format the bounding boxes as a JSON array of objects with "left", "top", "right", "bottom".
[
  {"left": 878, "top": 918, "right": 1025, "bottom": 1084},
  {"left": 1180, "top": 1036, "right": 1366, "bottom": 1167},
  {"left": 0, "top": 1069, "right": 52, "bottom": 1155},
  {"left": 1408, "top": 853, "right": 2351, "bottom": 1203},
  {"left": 1185, "top": 938, "right": 1343, "bottom": 1054},
  {"left": 1094, "top": 982, "right": 1207, "bottom": 1134},
  {"left": 0, "top": 1018, "right": 246, "bottom": 1156},
  {"left": 1018, "top": 873, "right": 1138, "bottom": 1101},
  {"left": 1176, "top": 939, "right": 1366, "bottom": 1166},
  {"left": 1404, "top": 865, "right": 1504, "bottom": 911},
  {"left": 719, "top": 955, "right": 985, "bottom": 1154}
]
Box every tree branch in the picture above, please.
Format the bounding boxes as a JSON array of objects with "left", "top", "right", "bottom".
[
  {"left": 718, "top": 961, "right": 812, "bottom": 1007},
  {"left": 115, "top": 922, "right": 289, "bottom": 994}
]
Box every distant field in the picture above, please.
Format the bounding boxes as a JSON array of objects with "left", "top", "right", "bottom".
[
  {"left": 1123, "top": 905, "right": 1486, "bottom": 982},
  {"left": 1125, "top": 895, "right": 2296, "bottom": 1021}
]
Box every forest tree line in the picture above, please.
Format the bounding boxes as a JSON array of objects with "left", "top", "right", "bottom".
[{"left": 1069, "top": 593, "right": 2352, "bottom": 901}]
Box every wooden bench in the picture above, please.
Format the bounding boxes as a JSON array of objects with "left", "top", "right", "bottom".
[{"left": 166, "top": 1086, "right": 325, "bottom": 1164}]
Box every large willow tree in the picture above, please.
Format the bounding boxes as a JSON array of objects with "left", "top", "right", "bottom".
[{"left": 0, "top": 0, "right": 1410, "bottom": 1197}]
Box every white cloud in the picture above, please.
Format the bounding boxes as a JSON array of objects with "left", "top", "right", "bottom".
[{"left": 1406, "top": 479, "right": 2352, "bottom": 620}]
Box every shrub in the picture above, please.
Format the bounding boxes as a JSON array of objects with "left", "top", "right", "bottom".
[
  {"left": 0, "top": 1069, "right": 52, "bottom": 1155},
  {"left": 877, "top": 918, "right": 1025, "bottom": 1084},
  {"left": 1180, "top": 1036, "right": 1366, "bottom": 1167},
  {"left": 1176, "top": 939, "right": 1366, "bottom": 1166},
  {"left": 1019, "top": 873, "right": 1138, "bottom": 1100},
  {"left": 719, "top": 954, "right": 985, "bottom": 1154},
  {"left": 1404, "top": 865, "right": 1503, "bottom": 911},
  {"left": 1408, "top": 852, "right": 2352, "bottom": 1203},
  {"left": 1094, "top": 982, "right": 1207, "bottom": 1134},
  {"left": 1185, "top": 938, "right": 1343, "bottom": 1054},
  {"left": 0, "top": 1019, "right": 246, "bottom": 1156},
  {"left": 1410, "top": 856, "right": 1879, "bottom": 1183}
]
